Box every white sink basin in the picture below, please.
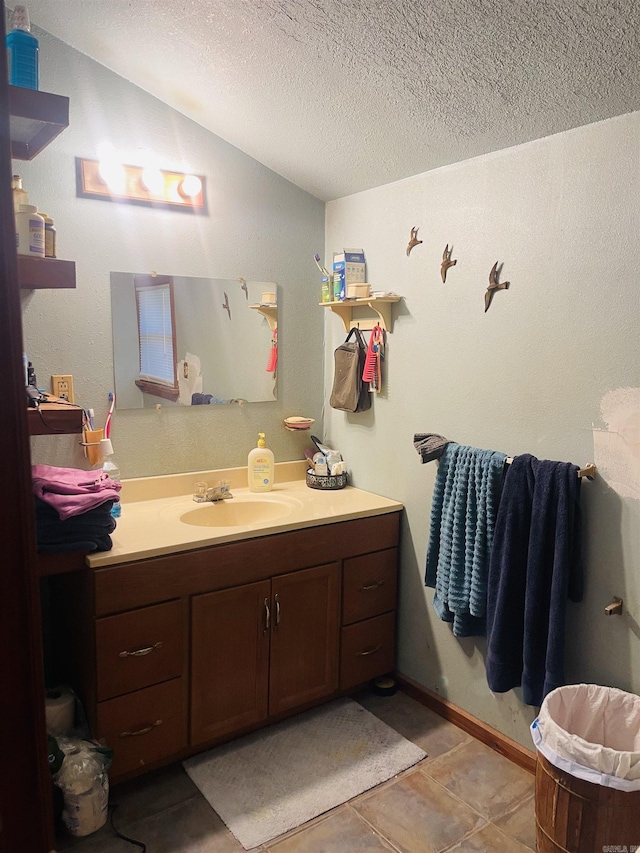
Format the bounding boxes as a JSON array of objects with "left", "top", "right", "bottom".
[{"left": 178, "top": 493, "right": 302, "bottom": 528}]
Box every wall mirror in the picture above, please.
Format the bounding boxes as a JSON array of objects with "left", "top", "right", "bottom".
[{"left": 110, "top": 273, "right": 278, "bottom": 409}]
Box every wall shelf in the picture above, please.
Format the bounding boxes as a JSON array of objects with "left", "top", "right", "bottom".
[
  {"left": 10, "top": 88, "right": 76, "bottom": 291},
  {"left": 28, "top": 395, "right": 83, "bottom": 436},
  {"left": 9, "top": 86, "right": 70, "bottom": 160},
  {"left": 319, "top": 296, "right": 401, "bottom": 332},
  {"left": 249, "top": 304, "right": 277, "bottom": 331},
  {"left": 18, "top": 256, "right": 76, "bottom": 289}
]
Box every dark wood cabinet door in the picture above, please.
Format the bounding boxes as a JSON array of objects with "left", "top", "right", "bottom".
[
  {"left": 269, "top": 562, "right": 340, "bottom": 716},
  {"left": 191, "top": 579, "right": 270, "bottom": 745}
]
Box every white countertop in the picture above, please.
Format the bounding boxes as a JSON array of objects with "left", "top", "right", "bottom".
[{"left": 88, "top": 462, "right": 403, "bottom": 568}]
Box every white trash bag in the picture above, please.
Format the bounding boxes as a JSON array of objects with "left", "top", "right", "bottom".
[
  {"left": 54, "top": 738, "right": 112, "bottom": 836},
  {"left": 531, "top": 683, "right": 640, "bottom": 792}
]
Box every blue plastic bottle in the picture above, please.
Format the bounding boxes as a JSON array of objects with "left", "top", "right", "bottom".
[
  {"left": 6, "top": 5, "right": 39, "bottom": 90},
  {"left": 100, "top": 439, "right": 122, "bottom": 519}
]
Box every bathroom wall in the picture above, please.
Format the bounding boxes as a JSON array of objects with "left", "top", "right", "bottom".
[
  {"left": 18, "top": 23, "right": 639, "bottom": 750},
  {"left": 20, "top": 27, "right": 325, "bottom": 478},
  {"left": 325, "top": 112, "right": 640, "bottom": 748}
]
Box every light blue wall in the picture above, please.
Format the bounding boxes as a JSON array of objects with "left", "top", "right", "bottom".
[
  {"left": 21, "top": 26, "right": 325, "bottom": 478},
  {"left": 325, "top": 112, "right": 640, "bottom": 747}
]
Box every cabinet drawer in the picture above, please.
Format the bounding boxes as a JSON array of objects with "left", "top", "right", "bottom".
[
  {"left": 97, "top": 678, "right": 185, "bottom": 779},
  {"left": 342, "top": 549, "right": 397, "bottom": 626},
  {"left": 340, "top": 612, "right": 395, "bottom": 690},
  {"left": 96, "top": 600, "right": 183, "bottom": 701}
]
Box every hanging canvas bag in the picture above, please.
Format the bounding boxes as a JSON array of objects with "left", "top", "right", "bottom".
[{"left": 329, "top": 327, "right": 371, "bottom": 413}]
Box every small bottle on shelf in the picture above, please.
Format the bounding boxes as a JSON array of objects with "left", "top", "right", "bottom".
[
  {"left": 11, "top": 175, "right": 28, "bottom": 214},
  {"left": 6, "top": 5, "right": 39, "bottom": 90},
  {"left": 39, "top": 213, "right": 57, "bottom": 258},
  {"left": 15, "top": 204, "right": 44, "bottom": 256}
]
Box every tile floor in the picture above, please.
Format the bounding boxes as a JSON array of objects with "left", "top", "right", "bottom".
[{"left": 57, "top": 690, "right": 536, "bottom": 852}]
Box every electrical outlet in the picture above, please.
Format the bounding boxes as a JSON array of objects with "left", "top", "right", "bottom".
[{"left": 51, "top": 374, "right": 74, "bottom": 403}]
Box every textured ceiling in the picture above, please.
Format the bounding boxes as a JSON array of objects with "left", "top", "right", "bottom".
[{"left": 25, "top": 0, "right": 640, "bottom": 201}]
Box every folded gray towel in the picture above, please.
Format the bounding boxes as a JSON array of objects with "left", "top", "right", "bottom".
[{"left": 414, "top": 433, "right": 452, "bottom": 463}]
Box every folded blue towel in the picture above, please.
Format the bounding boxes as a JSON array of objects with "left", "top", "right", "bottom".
[
  {"left": 34, "top": 497, "right": 116, "bottom": 553},
  {"left": 425, "top": 443, "right": 507, "bottom": 637}
]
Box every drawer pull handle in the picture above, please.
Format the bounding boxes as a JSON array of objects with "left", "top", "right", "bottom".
[
  {"left": 118, "top": 641, "right": 163, "bottom": 658},
  {"left": 275, "top": 593, "right": 281, "bottom": 627},
  {"left": 361, "top": 580, "right": 385, "bottom": 591},
  {"left": 119, "top": 719, "right": 163, "bottom": 738},
  {"left": 264, "top": 598, "right": 271, "bottom": 633},
  {"left": 357, "top": 644, "right": 383, "bottom": 657}
]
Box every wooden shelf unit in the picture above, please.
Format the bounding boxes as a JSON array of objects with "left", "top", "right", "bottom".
[
  {"left": 18, "top": 255, "right": 76, "bottom": 289},
  {"left": 249, "top": 303, "right": 277, "bottom": 331},
  {"left": 28, "top": 395, "right": 83, "bottom": 436},
  {"left": 9, "top": 86, "right": 78, "bottom": 431},
  {"left": 320, "top": 296, "right": 401, "bottom": 332},
  {"left": 9, "top": 86, "right": 69, "bottom": 160}
]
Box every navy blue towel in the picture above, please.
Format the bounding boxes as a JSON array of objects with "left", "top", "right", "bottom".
[
  {"left": 34, "top": 496, "right": 116, "bottom": 553},
  {"left": 485, "top": 454, "right": 582, "bottom": 706}
]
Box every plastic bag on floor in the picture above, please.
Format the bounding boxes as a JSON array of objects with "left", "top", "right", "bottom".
[
  {"left": 53, "top": 738, "right": 113, "bottom": 836},
  {"left": 531, "top": 683, "right": 640, "bottom": 791}
]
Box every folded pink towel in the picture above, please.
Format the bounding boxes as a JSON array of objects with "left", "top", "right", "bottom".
[{"left": 32, "top": 464, "right": 121, "bottom": 520}]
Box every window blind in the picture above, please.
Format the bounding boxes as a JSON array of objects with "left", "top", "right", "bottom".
[{"left": 137, "top": 284, "right": 175, "bottom": 385}]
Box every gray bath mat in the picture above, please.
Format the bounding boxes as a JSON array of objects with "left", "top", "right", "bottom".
[{"left": 183, "top": 697, "right": 426, "bottom": 849}]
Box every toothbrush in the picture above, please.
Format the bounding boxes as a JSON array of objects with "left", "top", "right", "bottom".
[
  {"left": 313, "top": 253, "right": 330, "bottom": 278},
  {"left": 105, "top": 391, "right": 115, "bottom": 438}
]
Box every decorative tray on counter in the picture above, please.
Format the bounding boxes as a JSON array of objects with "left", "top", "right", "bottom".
[{"left": 306, "top": 469, "right": 348, "bottom": 490}]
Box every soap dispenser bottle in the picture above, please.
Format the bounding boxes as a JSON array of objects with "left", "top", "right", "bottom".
[{"left": 248, "top": 432, "right": 274, "bottom": 492}]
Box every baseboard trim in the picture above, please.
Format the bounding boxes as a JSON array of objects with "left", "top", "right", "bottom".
[{"left": 395, "top": 672, "right": 536, "bottom": 775}]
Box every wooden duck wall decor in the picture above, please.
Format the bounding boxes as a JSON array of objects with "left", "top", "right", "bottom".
[
  {"left": 484, "top": 262, "right": 510, "bottom": 312},
  {"left": 222, "top": 291, "right": 231, "bottom": 320},
  {"left": 406, "top": 226, "right": 423, "bottom": 256},
  {"left": 441, "top": 244, "right": 457, "bottom": 282}
]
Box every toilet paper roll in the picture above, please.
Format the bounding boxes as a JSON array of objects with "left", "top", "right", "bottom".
[{"left": 45, "top": 686, "right": 75, "bottom": 736}]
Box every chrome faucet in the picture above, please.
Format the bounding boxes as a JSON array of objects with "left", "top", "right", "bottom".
[
  {"left": 193, "top": 480, "right": 234, "bottom": 502},
  {"left": 204, "top": 481, "right": 234, "bottom": 502}
]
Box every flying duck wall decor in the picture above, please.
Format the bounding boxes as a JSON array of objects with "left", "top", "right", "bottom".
[
  {"left": 441, "top": 244, "right": 457, "bottom": 282},
  {"left": 406, "top": 226, "right": 423, "bottom": 256},
  {"left": 222, "top": 291, "right": 231, "bottom": 320},
  {"left": 484, "top": 262, "right": 510, "bottom": 312}
]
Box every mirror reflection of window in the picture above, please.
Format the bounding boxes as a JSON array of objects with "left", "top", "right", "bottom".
[
  {"left": 110, "top": 273, "right": 278, "bottom": 409},
  {"left": 134, "top": 275, "right": 179, "bottom": 401}
]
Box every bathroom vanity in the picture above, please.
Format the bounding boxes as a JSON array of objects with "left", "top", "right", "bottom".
[{"left": 47, "top": 465, "right": 402, "bottom": 780}]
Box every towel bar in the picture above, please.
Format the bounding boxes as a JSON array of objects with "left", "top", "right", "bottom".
[{"left": 504, "top": 459, "right": 596, "bottom": 480}]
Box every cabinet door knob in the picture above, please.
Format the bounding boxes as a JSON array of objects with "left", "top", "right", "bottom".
[
  {"left": 274, "top": 593, "right": 281, "bottom": 627},
  {"left": 361, "top": 580, "right": 384, "bottom": 591},
  {"left": 357, "top": 644, "right": 383, "bottom": 657},
  {"left": 264, "top": 597, "right": 271, "bottom": 633},
  {"left": 118, "top": 641, "right": 163, "bottom": 658},
  {"left": 119, "top": 719, "right": 163, "bottom": 738}
]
